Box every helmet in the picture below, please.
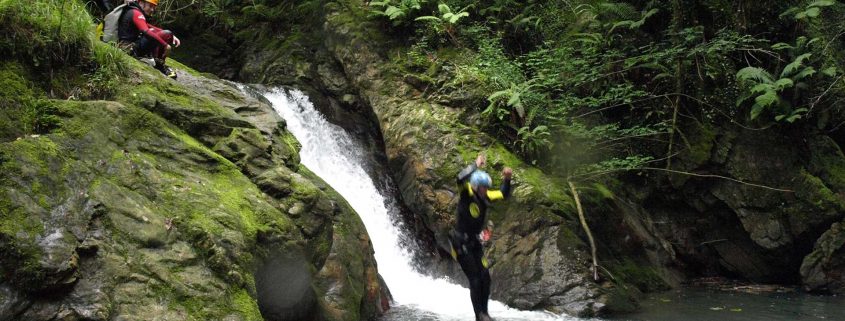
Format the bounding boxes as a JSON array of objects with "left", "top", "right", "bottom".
[
  {"left": 144, "top": 0, "right": 158, "bottom": 5},
  {"left": 469, "top": 170, "right": 492, "bottom": 189}
]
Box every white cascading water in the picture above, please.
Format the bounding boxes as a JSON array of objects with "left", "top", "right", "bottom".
[{"left": 264, "top": 87, "right": 581, "bottom": 321}]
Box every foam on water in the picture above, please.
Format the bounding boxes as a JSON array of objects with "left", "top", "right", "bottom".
[{"left": 263, "top": 87, "right": 579, "bottom": 321}]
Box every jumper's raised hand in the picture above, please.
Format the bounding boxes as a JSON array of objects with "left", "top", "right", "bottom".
[{"left": 502, "top": 167, "right": 512, "bottom": 180}]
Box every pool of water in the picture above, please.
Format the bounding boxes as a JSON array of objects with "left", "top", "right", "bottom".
[{"left": 612, "top": 287, "right": 845, "bottom": 321}]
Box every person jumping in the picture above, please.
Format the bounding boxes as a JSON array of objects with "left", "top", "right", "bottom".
[{"left": 449, "top": 153, "right": 512, "bottom": 321}]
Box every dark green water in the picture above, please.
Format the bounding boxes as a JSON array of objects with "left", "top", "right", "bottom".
[
  {"left": 380, "top": 288, "right": 844, "bottom": 321},
  {"left": 613, "top": 288, "right": 845, "bottom": 321}
]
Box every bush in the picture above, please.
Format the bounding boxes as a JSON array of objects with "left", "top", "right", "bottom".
[
  {"left": 0, "top": 0, "right": 129, "bottom": 99},
  {"left": 0, "top": 0, "right": 93, "bottom": 67}
]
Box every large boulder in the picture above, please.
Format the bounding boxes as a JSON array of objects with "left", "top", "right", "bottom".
[
  {"left": 801, "top": 221, "right": 845, "bottom": 293},
  {"left": 0, "top": 52, "right": 388, "bottom": 320}
]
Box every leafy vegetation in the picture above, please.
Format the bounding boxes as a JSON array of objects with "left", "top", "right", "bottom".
[
  {"left": 0, "top": 0, "right": 129, "bottom": 97},
  {"left": 376, "top": 0, "right": 845, "bottom": 185},
  {"left": 0, "top": 0, "right": 132, "bottom": 139}
]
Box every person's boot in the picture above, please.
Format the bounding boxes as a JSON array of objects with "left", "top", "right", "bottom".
[{"left": 154, "top": 59, "right": 177, "bottom": 79}]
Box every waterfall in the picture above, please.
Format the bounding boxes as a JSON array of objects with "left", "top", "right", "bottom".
[{"left": 263, "top": 87, "right": 580, "bottom": 321}]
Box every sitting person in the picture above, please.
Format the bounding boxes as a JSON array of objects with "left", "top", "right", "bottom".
[{"left": 116, "top": 0, "right": 180, "bottom": 78}]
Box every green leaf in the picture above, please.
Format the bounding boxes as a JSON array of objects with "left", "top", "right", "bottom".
[
  {"left": 453, "top": 11, "right": 469, "bottom": 21},
  {"left": 414, "top": 15, "right": 441, "bottom": 22},
  {"left": 737, "top": 67, "right": 774, "bottom": 84},
  {"left": 385, "top": 6, "right": 404, "bottom": 19},
  {"left": 809, "top": 0, "right": 836, "bottom": 7},
  {"left": 594, "top": 183, "right": 614, "bottom": 199},
  {"left": 805, "top": 7, "right": 822, "bottom": 18},
  {"left": 781, "top": 53, "right": 812, "bottom": 78},
  {"left": 609, "top": 21, "right": 633, "bottom": 33},
  {"left": 772, "top": 42, "right": 794, "bottom": 50},
  {"left": 780, "top": 7, "right": 800, "bottom": 18},
  {"left": 630, "top": 8, "right": 659, "bottom": 28},
  {"left": 750, "top": 83, "right": 774, "bottom": 94},
  {"left": 515, "top": 104, "right": 525, "bottom": 119},
  {"left": 754, "top": 90, "right": 779, "bottom": 108},
  {"left": 438, "top": 3, "right": 452, "bottom": 14},
  {"left": 750, "top": 102, "right": 766, "bottom": 120},
  {"left": 822, "top": 66, "right": 838, "bottom": 76},
  {"left": 507, "top": 92, "right": 521, "bottom": 107},
  {"left": 487, "top": 90, "right": 510, "bottom": 102},
  {"left": 793, "top": 67, "right": 817, "bottom": 80},
  {"left": 774, "top": 78, "right": 794, "bottom": 91},
  {"left": 737, "top": 91, "right": 755, "bottom": 107}
]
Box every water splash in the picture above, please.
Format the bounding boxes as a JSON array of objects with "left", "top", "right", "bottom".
[{"left": 263, "top": 87, "right": 580, "bottom": 321}]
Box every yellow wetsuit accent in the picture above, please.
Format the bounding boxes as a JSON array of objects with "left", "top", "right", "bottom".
[
  {"left": 481, "top": 257, "right": 489, "bottom": 268},
  {"left": 486, "top": 190, "right": 504, "bottom": 201},
  {"left": 469, "top": 203, "right": 480, "bottom": 218}
]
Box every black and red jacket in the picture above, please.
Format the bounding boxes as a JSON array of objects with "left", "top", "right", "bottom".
[{"left": 117, "top": 2, "right": 168, "bottom": 46}]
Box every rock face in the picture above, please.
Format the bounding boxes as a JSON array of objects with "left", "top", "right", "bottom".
[
  {"left": 596, "top": 125, "right": 845, "bottom": 288},
  {"left": 801, "top": 221, "right": 845, "bottom": 293},
  {"left": 0, "top": 50, "right": 387, "bottom": 320}
]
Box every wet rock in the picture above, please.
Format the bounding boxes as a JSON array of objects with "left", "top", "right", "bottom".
[
  {"left": 1, "top": 56, "right": 386, "bottom": 320},
  {"left": 256, "top": 253, "right": 318, "bottom": 321},
  {"left": 255, "top": 167, "right": 294, "bottom": 198},
  {"left": 801, "top": 221, "right": 845, "bottom": 293}
]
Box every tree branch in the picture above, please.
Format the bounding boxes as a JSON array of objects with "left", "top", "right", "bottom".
[{"left": 568, "top": 181, "right": 599, "bottom": 282}]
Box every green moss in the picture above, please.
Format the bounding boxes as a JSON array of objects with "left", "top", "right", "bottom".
[
  {"left": 209, "top": 171, "right": 260, "bottom": 238},
  {"left": 166, "top": 127, "right": 239, "bottom": 171},
  {"left": 5, "top": 136, "right": 60, "bottom": 179},
  {"left": 796, "top": 169, "right": 843, "bottom": 211},
  {"left": 290, "top": 165, "right": 323, "bottom": 203},
  {"left": 607, "top": 258, "right": 670, "bottom": 293},
  {"left": 0, "top": 201, "right": 44, "bottom": 238},
  {"left": 280, "top": 132, "right": 302, "bottom": 165},
  {"left": 0, "top": 61, "right": 49, "bottom": 139},
  {"left": 167, "top": 59, "right": 206, "bottom": 78},
  {"left": 808, "top": 136, "right": 845, "bottom": 192},
  {"left": 54, "top": 101, "right": 95, "bottom": 138},
  {"left": 231, "top": 289, "right": 263, "bottom": 321},
  {"left": 687, "top": 124, "right": 716, "bottom": 165}
]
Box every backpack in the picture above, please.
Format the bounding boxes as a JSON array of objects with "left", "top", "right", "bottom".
[{"left": 101, "top": 4, "right": 129, "bottom": 43}]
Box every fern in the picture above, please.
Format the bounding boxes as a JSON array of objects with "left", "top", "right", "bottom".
[
  {"left": 595, "top": 2, "right": 637, "bottom": 20},
  {"left": 414, "top": 3, "right": 469, "bottom": 45},
  {"left": 369, "top": 0, "right": 426, "bottom": 26},
  {"left": 736, "top": 43, "right": 826, "bottom": 122},
  {"left": 736, "top": 67, "right": 774, "bottom": 84},
  {"left": 609, "top": 8, "right": 659, "bottom": 33},
  {"left": 781, "top": 53, "right": 812, "bottom": 78}
]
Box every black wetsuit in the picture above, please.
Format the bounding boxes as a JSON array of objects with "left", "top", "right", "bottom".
[{"left": 449, "top": 164, "right": 511, "bottom": 319}]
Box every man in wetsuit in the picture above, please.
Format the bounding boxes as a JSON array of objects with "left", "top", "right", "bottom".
[
  {"left": 449, "top": 154, "right": 512, "bottom": 321},
  {"left": 117, "top": 0, "right": 180, "bottom": 78}
]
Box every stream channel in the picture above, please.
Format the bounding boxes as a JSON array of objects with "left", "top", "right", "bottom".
[{"left": 259, "top": 86, "right": 845, "bottom": 321}]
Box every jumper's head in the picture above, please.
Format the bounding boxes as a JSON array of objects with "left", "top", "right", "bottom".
[{"left": 469, "top": 170, "right": 492, "bottom": 194}]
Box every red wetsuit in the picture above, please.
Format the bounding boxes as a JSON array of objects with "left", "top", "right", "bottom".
[{"left": 122, "top": 6, "right": 173, "bottom": 59}]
